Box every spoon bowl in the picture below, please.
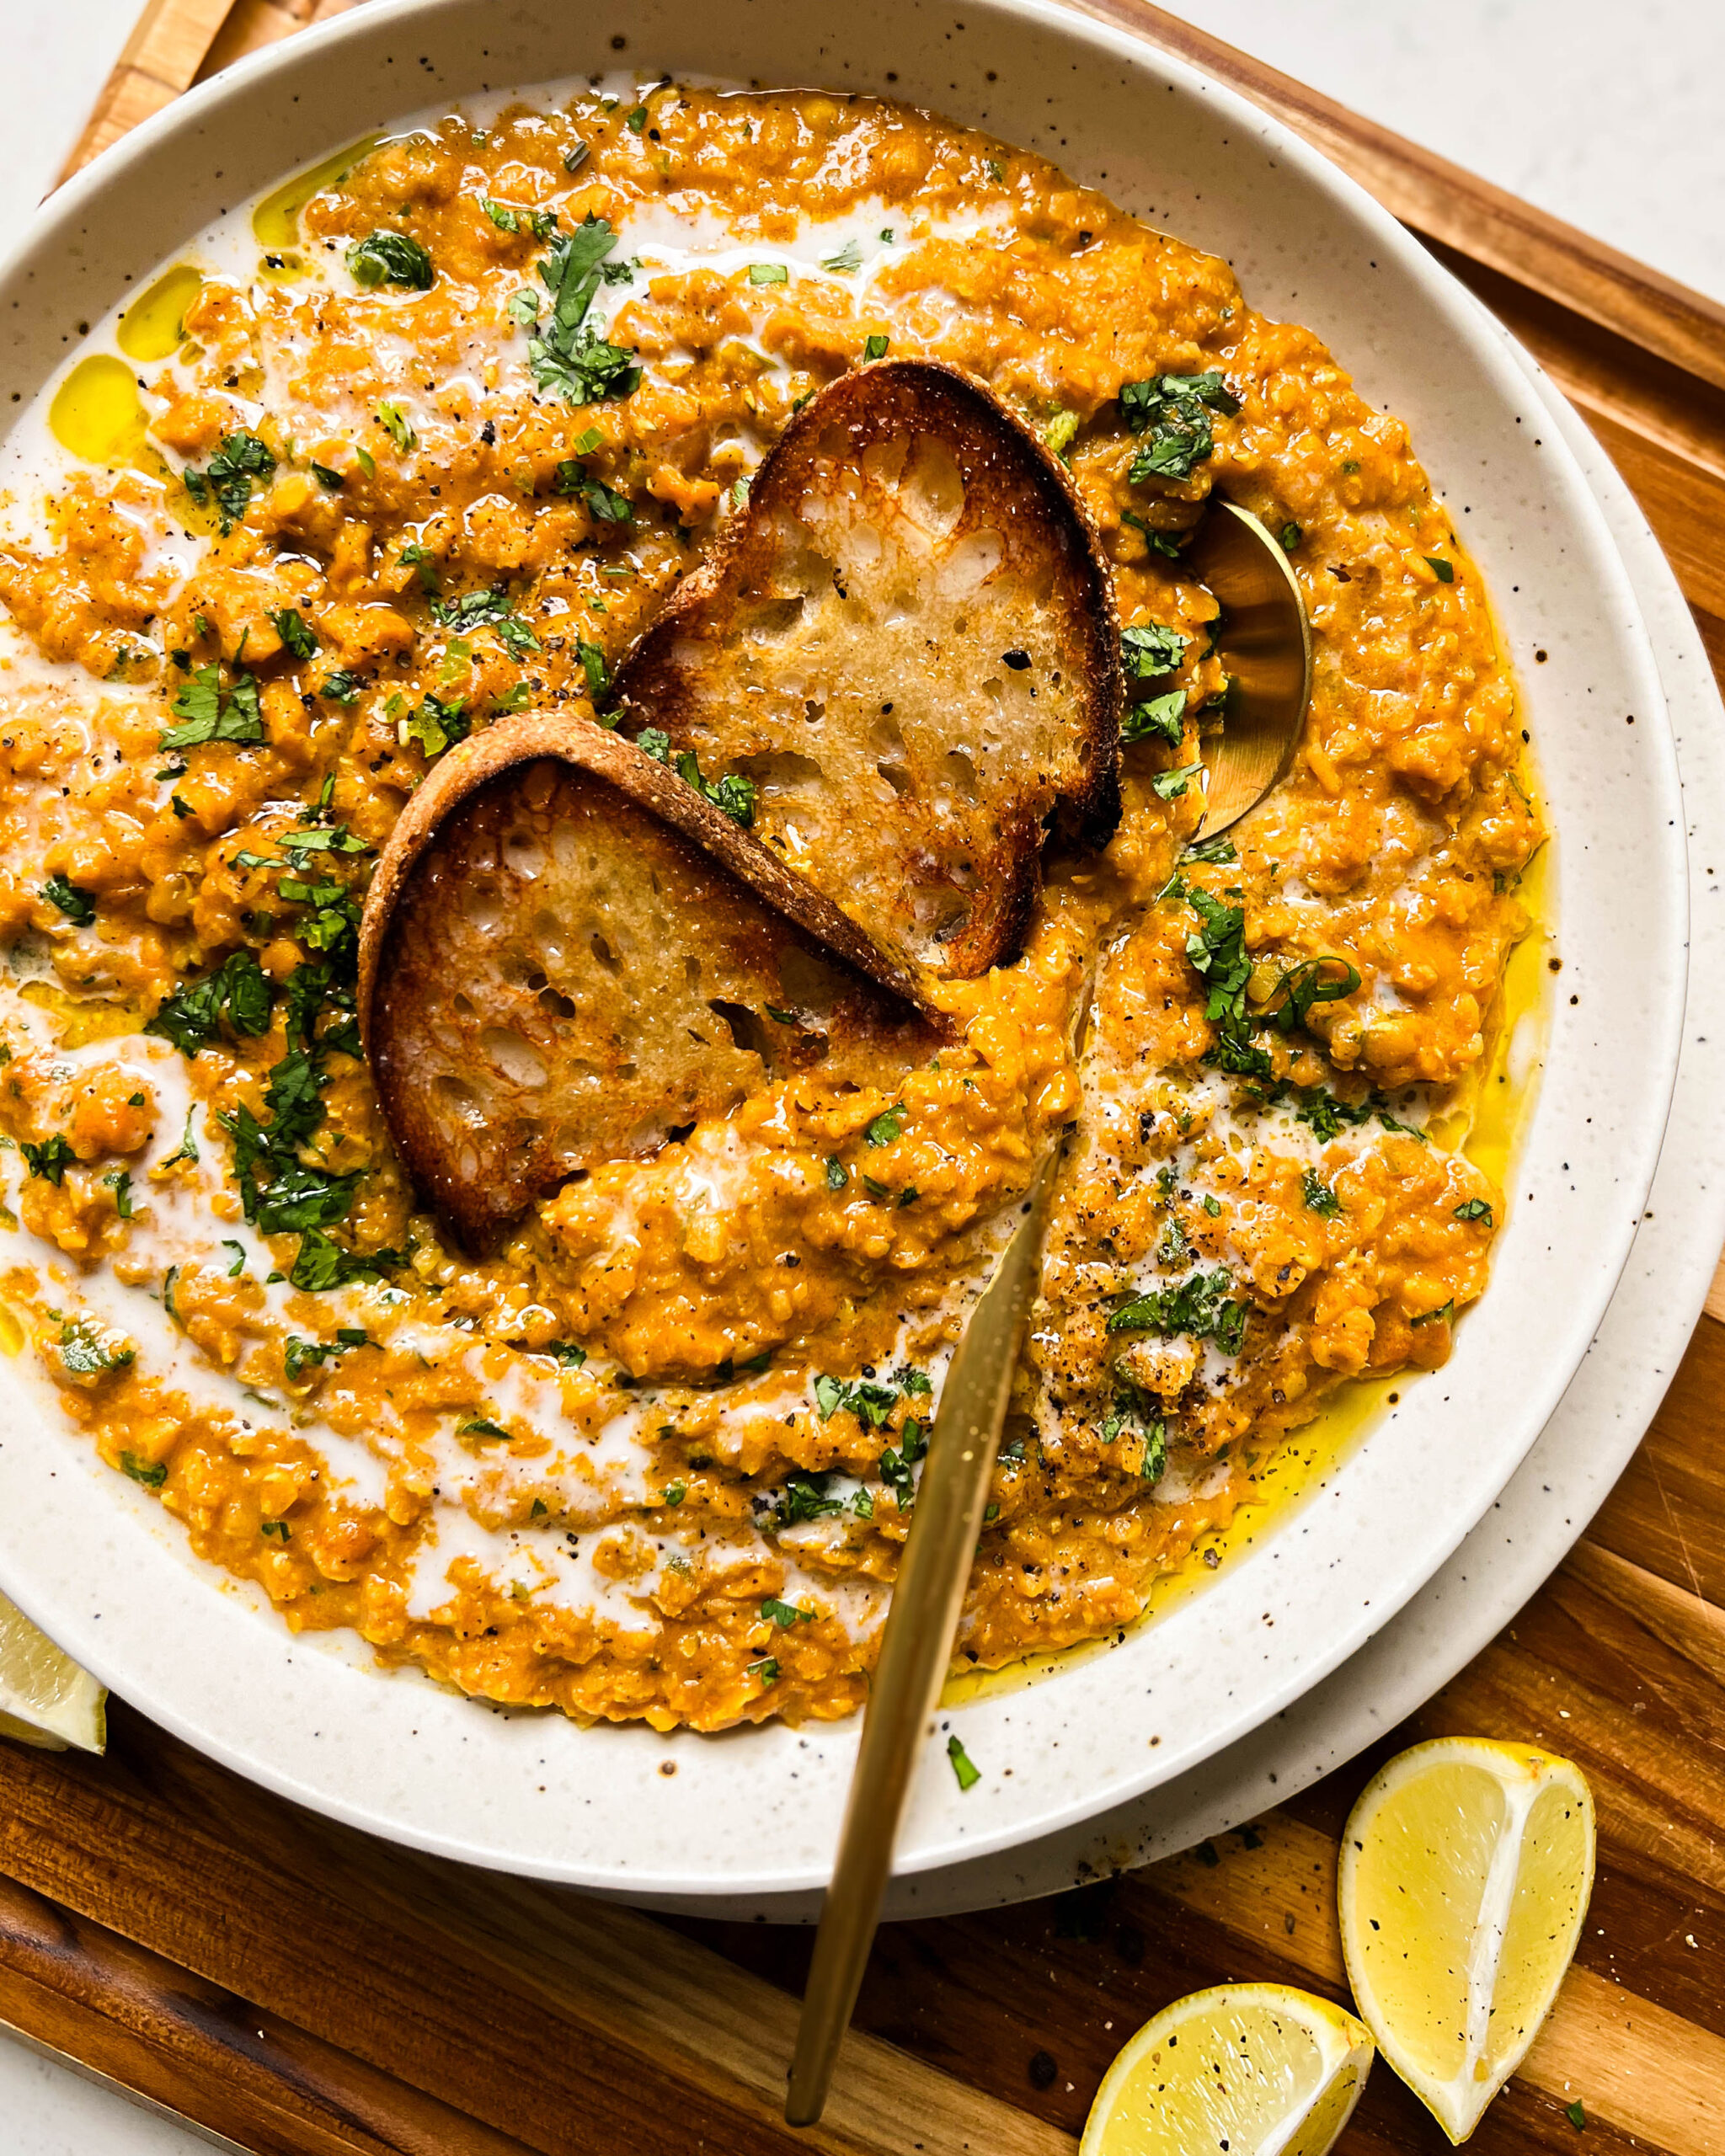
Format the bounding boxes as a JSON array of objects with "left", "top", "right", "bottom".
[{"left": 1185, "top": 499, "right": 1313, "bottom": 834}]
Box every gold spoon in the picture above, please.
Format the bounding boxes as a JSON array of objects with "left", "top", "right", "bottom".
[
  {"left": 785, "top": 509, "right": 1311, "bottom": 2123},
  {"left": 1180, "top": 499, "right": 1313, "bottom": 835},
  {"left": 785, "top": 1155, "right": 1059, "bottom": 2127}
]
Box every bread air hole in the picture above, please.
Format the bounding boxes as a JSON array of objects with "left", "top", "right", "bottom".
[
  {"left": 432, "top": 1073, "right": 485, "bottom": 1126},
  {"left": 938, "top": 526, "right": 1002, "bottom": 597},
  {"left": 502, "top": 827, "right": 548, "bottom": 880},
  {"left": 746, "top": 595, "right": 807, "bottom": 640},
  {"left": 480, "top": 1028, "right": 548, "bottom": 1088},
  {"left": 460, "top": 883, "right": 503, "bottom": 934},
  {"left": 707, "top": 999, "right": 772, "bottom": 1063},
  {"left": 864, "top": 434, "right": 966, "bottom": 543},
  {"left": 941, "top": 748, "right": 980, "bottom": 803},
  {"left": 736, "top": 749, "right": 824, "bottom": 793},
  {"left": 927, "top": 903, "right": 975, "bottom": 950}
]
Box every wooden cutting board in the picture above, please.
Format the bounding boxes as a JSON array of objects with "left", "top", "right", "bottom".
[{"left": 8, "top": 3, "right": 1724, "bottom": 2150}]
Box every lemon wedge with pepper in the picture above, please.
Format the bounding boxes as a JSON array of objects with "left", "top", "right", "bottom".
[
  {"left": 1338, "top": 1737, "right": 1594, "bottom": 2143},
  {"left": 1080, "top": 1983, "right": 1374, "bottom": 2156},
  {"left": 0, "top": 1592, "right": 106, "bottom": 1753}
]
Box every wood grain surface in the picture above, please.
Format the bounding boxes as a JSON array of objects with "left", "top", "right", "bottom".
[{"left": 8, "top": 1, "right": 1723, "bottom": 2149}]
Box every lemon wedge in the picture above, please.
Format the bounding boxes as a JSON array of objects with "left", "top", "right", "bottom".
[
  {"left": 0, "top": 1592, "right": 106, "bottom": 1752},
  {"left": 1081, "top": 1983, "right": 1374, "bottom": 2156},
  {"left": 1338, "top": 1736, "right": 1594, "bottom": 2143}
]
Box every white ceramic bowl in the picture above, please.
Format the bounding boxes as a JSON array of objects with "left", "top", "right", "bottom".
[{"left": 0, "top": 0, "right": 1686, "bottom": 1901}]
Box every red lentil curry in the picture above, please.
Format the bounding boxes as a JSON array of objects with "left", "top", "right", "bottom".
[{"left": 0, "top": 84, "right": 1541, "bottom": 1732}]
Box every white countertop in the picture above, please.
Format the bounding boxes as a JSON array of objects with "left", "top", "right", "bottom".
[{"left": 3, "top": 0, "right": 1721, "bottom": 2146}]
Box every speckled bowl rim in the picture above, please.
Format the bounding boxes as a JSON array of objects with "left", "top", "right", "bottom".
[{"left": 0, "top": 0, "right": 1688, "bottom": 1898}]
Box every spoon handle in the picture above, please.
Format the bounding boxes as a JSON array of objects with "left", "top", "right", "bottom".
[{"left": 785, "top": 1154, "right": 1058, "bottom": 2126}]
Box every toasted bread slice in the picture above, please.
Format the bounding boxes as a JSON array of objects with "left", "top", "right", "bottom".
[
  {"left": 612, "top": 359, "right": 1121, "bottom": 982},
  {"left": 360, "top": 717, "right": 935, "bottom": 1251}
]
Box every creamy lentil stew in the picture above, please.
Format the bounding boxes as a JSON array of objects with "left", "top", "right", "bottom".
[{"left": 0, "top": 83, "right": 1542, "bottom": 1732}]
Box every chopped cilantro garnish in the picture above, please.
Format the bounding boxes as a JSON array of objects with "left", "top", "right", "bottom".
[
  {"left": 761, "top": 1470, "right": 847, "bottom": 1527},
  {"left": 1260, "top": 956, "right": 1361, "bottom": 1036},
  {"left": 161, "top": 663, "right": 265, "bottom": 750},
  {"left": 947, "top": 1734, "right": 981, "bottom": 1790},
  {"left": 60, "top": 1321, "right": 133, "bottom": 1376},
  {"left": 863, "top": 333, "right": 890, "bottom": 360},
  {"left": 1120, "top": 371, "right": 1239, "bottom": 484},
  {"left": 1181, "top": 885, "right": 1271, "bottom": 1078},
  {"left": 878, "top": 1417, "right": 929, "bottom": 1508},
  {"left": 1301, "top": 1167, "right": 1341, "bottom": 1216},
  {"left": 280, "top": 824, "right": 369, "bottom": 857},
  {"left": 1424, "top": 554, "right": 1455, "bottom": 583},
  {"left": 42, "top": 873, "right": 95, "bottom": 926},
  {"left": 1122, "top": 621, "right": 1188, "bottom": 680},
  {"left": 376, "top": 402, "right": 415, "bottom": 454},
  {"left": 1044, "top": 408, "right": 1079, "bottom": 458},
  {"left": 1290, "top": 1088, "right": 1373, "bottom": 1141},
  {"left": 403, "top": 693, "right": 470, "bottom": 760},
  {"left": 825, "top": 1156, "right": 848, "bottom": 1189},
  {"left": 1410, "top": 1299, "right": 1455, "bottom": 1327},
  {"left": 431, "top": 585, "right": 541, "bottom": 658},
  {"left": 1108, "top": 1267, "right": 1248, "bottom": 1356},
  {"left": 284, "top": 1331, "right": 366, "bottom": 1380},
  {"left": 1123, "top": 691, "right": 1188, "bottom": 749},
  {"left": 147, "top": 949, "right": 274, "bottom": 1055},
  {"left": 290, "top": 1226, "right": 403, "bottom": 1293},
  {"left": 633, "top": 728, "right": 756, "bottom": 824},
  {"left": 183, "top": 430, "right": 275, "bottom": 533},
  {"left": 1121, "top": 508, "right": 1186, "bottom": 558},
  {"left": 1151, "top": 759, "right": 1204, "bottom": 800},
  {"left": 270, "top": 607, "right": 318, "bottom": 660},
  {"left": 21, "top": 1135, "right": 74, "bottom": 1185},
  {"left": 761, "top": 1598, "right": 814, "bottom": 1628},
  {"left": 864, "top": 1105, "right": 905, "bottom": 1146},
  {"left": 527, "top": 216, "right": 643, "bottom": 404},
  {"left": 1454, "top": 1198, "right": 1493, "bottom": 1225},
  {"left": 1279, "top": 521, "right": 1302, "bottom": 551},
  {"left": 120, "top": 1450, "right": 167, "bottom": 1487},
  {"left": 554, "top": 461, "right": 633, "bottom": 521},
  {"left": 347, "top": 230, "right": 435, "bottom": 290},
  {"left": 318, "top": 668, "right": 365, "bottom": 706},
  {"left": 104, "top": 1169, "right": 133, "bottom": 1219},
  {"left": 481, "top": 198, "right": 559, "bottom": 240},
  {"left": 821, "top": 237, "right": 863, "bottom": 274}
]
